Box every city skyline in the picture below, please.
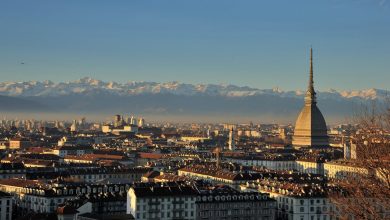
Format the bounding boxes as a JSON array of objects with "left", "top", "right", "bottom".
[{"left": 0, "top": 0, "right": 390, "bottom": 91}]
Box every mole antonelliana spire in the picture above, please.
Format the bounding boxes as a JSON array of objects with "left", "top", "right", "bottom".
[
  {"left": 292, "top": 48, "right": 329, "bottom": 149},
  {"left": 305, "top": 47, "right": 316, "bottom": 105}
]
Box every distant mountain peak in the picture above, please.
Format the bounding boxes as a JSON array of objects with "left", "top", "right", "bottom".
[{"left": 0, "top": 78, "right": 387, "bottom": 101}]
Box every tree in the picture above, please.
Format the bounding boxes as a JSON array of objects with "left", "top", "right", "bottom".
[{"left": 330, "top": 100, "right": 390, "bottom": 219}]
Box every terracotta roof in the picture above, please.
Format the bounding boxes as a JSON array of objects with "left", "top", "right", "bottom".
[
  {"left": 142, "top": 171, "right": 160, "bottom": 179},
  {"left": 57, "top": 205, "right": 78, "bottom": 215},
  {"left": 138, "top": 152, "right": 164, "bottom": 159},
  {"left": 0, "top": 178, "right": 49, "bottom": 189},
  {"left": 64, "top": 154, "right": 124, "bottom": 161}
]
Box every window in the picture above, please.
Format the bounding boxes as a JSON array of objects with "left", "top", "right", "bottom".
[{"left": 300, "top": 207, "right": 305, "bottom": 212}]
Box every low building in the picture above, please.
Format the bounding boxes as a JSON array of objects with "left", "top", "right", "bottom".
[
  {"left": 9, "top": 137, "right": 31, "bottom": 149},
  {"left": 127, "top": 182, "right": 276, "bottom": 220},
  {"left": 0, "top": 178, "right": 131, "bottom": 214},
  {"left": 296, "top": 158, "right": 324, "bottom": 175},
  {"left": 196, "top": 185, "right": 275, "bottom": 220},
  {"left": 127, "top": 182, "right": 198, "bottom": 220},
  {"left": 53, "top": 146, "right": 94, "bottom": 158},
  {"left": 243, "top": 180, "right": 333, "bottom": 220},
  {"left": 225, "top": 155, "right": 296, "bottom": 171},
  {"left": 324, "top": 160, "right": 369, "bottom": 179},
  {"left": 57, "top": 191, "right": 129, "bottom": 219}
]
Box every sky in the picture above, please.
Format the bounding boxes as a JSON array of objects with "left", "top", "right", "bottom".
[{"left": 0, "top": 0, "right": 389, "bottom": 91}]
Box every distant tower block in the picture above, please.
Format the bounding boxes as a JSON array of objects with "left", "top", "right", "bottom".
[
  {"left": 114, "top": 115, "right": 122, "bottom": 127},
  {"left": 70, "top": 120, "right": 78, "bottom": 132},
  {"left": 138, "top": 118, "right": 145, "bottom": 127},
  {"left": 228, "top": 128, "right": 236, "bottom": 151},
  {"left": 130, "top": 116, "right": 138, "bottom": 126},
  {"left": 292, "top": 48, "right": 329, "bottom": 149},
  {"left": 343, "top": 136, "right": 351, "bottom": 159}
]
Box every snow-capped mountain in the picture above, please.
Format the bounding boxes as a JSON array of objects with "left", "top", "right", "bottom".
[
  {"left": 0, "top": 77, "right": 387, "bottom": 100},
  {"left": 0, "top": 77, "right": 387, "bottom": 122}
]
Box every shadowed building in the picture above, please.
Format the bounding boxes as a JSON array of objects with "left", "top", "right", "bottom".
[{"left": 292, "top": 48, "right": 329, "bottom": 149}]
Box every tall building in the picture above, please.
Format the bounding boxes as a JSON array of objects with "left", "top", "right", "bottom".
[
  {"left": 70, "top": 120, "right": 78, "bottom": 132},
  {"left": 228, "top": 128, "right": 235, "bottom": 151},
  {"left": 292, "top": 48, "right": 329, "bottom": 149},
  {"left": 130, "top": 116, "right": 138, "bottom": 126},
  {"left": 114, "top": 114, "right": 123, "bottom": 127},
  {"left": 138, "top": 117, "right": 145, "bottom": 127}
]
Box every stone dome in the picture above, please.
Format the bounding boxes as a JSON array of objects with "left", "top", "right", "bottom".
[{"left": 292, "top": 104, "right": 329, "bottom": 148}]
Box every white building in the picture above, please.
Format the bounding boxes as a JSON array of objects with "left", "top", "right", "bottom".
[
  {"left": 127, "top": 182, "right": 197, "bottom": 220},
  {"left": 324, "top": 160, "right": 369, "bottom": 179},
  {"left": 225, "top": 156, "right": 296, "bottom": 171},
  {"left": 0, "top": 178, "right": 131, "bottom": 214},
  {"left": 53, "top": 145, "right": 94, "bottom": 158},
  {"left": 243, "top": 181, "right": 334, "bottom": 220},
  {"left": 296, "top": 159, "right": 324, "bottom": 175}
]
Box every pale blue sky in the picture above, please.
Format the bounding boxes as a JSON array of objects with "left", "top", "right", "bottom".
[{"left": 0, "top": 0, "right": 389, "bottom": 90}]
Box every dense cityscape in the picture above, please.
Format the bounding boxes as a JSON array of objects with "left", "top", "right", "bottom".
[{"left": 0, "top": 49, "right": 388, "bottom": 220}]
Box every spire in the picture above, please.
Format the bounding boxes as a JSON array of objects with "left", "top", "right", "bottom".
[
  {"left": 305, "top": 47, "right": 316, "bottom": 105},
  {"left": 309, "top": 47, "right": 314, "bottom": 91}
]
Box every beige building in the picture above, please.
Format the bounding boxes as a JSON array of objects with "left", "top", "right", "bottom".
[
  {"left": 324, "top": 160, "right": 369, "bottom": 179},
  {"left": 9, "top": 137, "right": 31, "bottom": 149}
]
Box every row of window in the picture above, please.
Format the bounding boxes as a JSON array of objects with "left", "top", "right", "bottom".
[
  {"left": 198, "top": 202, "right": 269, "bottom": 209},
  {"left": 137, "top": 203, "right": 195, "bottom": 210},
  {"left": 136, "top": 210, "right": 195, "bottom": 219},
  {"left": 138, "top": 197, "right": 195, "bottom": 203},
  {"left": 198, "top": 209, "right": 271, "bottom": 217}
]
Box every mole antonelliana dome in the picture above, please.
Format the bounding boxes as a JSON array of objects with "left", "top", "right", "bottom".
[{"left": 292, "top": 48, "right": 329, "bottom": 148}]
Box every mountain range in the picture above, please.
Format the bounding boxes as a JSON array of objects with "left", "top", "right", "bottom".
[{"left": 0, "top": 77, "right": 388, "bottom": 123}]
